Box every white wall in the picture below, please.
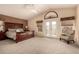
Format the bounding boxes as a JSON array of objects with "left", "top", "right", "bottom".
[
  {"left": 28, "top": 8, "right": 76, "bottom": 37},
  {"left": 75, "top": 6, "right": 79, "bottom": 45}
]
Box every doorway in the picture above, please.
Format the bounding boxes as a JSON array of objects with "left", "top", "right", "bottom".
[{"left": 43, "top": 18, "right": 61, "bottom": 38}]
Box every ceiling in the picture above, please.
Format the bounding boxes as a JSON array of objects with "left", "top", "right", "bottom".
[{"left": 0, "top": 4, "right": 77, "bottom": 20}]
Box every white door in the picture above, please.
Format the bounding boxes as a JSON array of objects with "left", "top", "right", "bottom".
[{"left": 43, "top": 18, "right": 61, "bottom": 38}]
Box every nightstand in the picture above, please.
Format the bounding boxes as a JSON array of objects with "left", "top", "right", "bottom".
[{"left": 0, "top": 31, "right": 5, "bottom": 40}]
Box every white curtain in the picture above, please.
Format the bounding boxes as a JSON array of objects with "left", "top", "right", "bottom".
[{"left": 43, "top": 18, "right": 61, "bottom": 38}]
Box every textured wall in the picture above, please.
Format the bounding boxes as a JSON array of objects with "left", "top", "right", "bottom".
[
  {"left": 28, "top": 8, "right": 76, "bottom": 36},
  {"left": 75, "top": 6, "right": 79, "bottom": 45}
]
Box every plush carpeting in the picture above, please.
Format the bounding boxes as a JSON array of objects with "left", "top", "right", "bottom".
[{"left": 0, "top": 37, "right": 79, "bottom": 54}]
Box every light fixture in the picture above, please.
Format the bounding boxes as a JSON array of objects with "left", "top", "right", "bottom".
[
  {"left": 24, "top": 4, "right": 35, "bottom": 9},
  {"left": 25, "top": 26, "right": 28, "bottom": 29}
]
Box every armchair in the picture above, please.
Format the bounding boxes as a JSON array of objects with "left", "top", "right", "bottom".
[{"left": 60, "top": 29, "right": 75, "bottom": 44}]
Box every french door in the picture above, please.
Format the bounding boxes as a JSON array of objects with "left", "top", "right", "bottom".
[{"left": 43, "top": 18, "right": 61, "bottom": 38}]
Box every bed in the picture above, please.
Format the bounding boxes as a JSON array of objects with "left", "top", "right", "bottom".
[{"left": 5, "top": 22, "right": 34, "bottom": 43}]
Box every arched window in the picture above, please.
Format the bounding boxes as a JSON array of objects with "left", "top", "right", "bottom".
[{"left": 44, "top": 11, "right": 58, "bottom": 19}]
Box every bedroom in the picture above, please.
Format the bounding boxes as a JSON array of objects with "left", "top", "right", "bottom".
[{"left": 0, "top": 4, "right": 79, "bottom": 54}]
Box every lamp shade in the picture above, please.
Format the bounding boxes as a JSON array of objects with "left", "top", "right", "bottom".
[
  {"left": 0, "top": 26, "right": 4, "bottom": 32},
  {"left": 0, "top": 21, "right": 4, "bottom": 26},
  {"left": 25, "top": 26, "right": 28, "bottom": 28}
]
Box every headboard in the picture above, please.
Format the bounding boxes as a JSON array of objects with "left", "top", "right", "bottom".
[{"left": 5, "top": 22, "right": 23, "bottom": 31}]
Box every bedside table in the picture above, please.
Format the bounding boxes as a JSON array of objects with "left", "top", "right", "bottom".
[{"left": 0, "top": 32, "right": 5, "bottom": 40}]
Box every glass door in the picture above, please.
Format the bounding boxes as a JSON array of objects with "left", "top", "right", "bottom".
[
  {"left": 43, "top": 18, "right": 61, "bottom": 38},
  {"left": 51, "top": 21, "right": 57, "bottom": 37}
]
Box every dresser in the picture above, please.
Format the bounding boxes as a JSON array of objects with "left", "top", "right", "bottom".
[{"left": 0, "top": 32, "right": 5, "bottom": 40}]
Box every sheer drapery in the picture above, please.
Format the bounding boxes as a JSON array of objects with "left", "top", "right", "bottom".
[{"left": 43, "top": 18, "right": 61, "bottom": 38}]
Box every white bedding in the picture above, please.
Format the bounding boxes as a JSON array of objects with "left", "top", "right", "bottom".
[
  {"left": 6, "top": 28, "right": 33, "bottom": 40},
  {"left": 6, "top": 28, "right": 24, "bottom": 40},
  {"left": 6, "top": 31, "right": 16, "bottom": 40}
]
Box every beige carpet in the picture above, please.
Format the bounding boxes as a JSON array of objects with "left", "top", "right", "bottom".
[{"left": 0, "top": 37, "right": 79, "bottom": 54}]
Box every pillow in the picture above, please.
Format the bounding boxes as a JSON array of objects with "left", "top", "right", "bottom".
[
  {"left": 16, "top": 29, "right": 21, "bottom": 32},
  {"left": 8, "top": 29, "right": 16, "bottom": 32},
  {"left": 20, "top": 28, "right": 24, "bottom": 32},
  {"left": 16, "top": 28, "right": 24, "bottom": 32}
]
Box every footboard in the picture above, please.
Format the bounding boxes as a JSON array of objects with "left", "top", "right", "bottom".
[{"left": 16, "top": 31, "right": 34, "bottom": 43}]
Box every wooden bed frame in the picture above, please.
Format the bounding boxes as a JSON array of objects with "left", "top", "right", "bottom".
[
  {"left": 16, "top": 31, "right": 34, "bottom": 43},
  {"left": 5, "top": 22, "right": 34, "bottom": 43},
  {"left": 5, "top": 22, "right": 23, "bottom": 30}
]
